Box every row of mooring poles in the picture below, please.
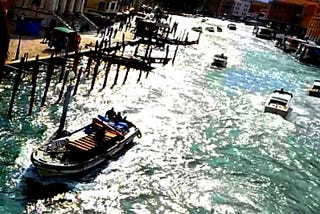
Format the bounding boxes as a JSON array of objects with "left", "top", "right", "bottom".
[{"left": 6, "top": 23, "right": 192, "bottom": 117}]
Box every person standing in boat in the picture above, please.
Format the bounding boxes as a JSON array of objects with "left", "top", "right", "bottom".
[{"left": 105, "top": 107, "right": 116, "bottom": 119}]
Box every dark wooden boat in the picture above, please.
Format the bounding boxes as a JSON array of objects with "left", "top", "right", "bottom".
[
  {"left": 307, "top": 80, "right": 320, "bottom": 98},
  {"left": 31, "top": 115, "right": 141, "bottom": 177}
]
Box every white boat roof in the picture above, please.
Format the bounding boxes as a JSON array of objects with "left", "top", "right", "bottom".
[
  {"left": 314, "top": 80, "right": 320, "bottom": 86},
  {"left": 270, "top": 92, "right": 292, "bottom": 101}
]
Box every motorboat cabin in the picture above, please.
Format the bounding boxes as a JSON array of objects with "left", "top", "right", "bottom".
[
  {"left": 264, "top": 89, "right": 293, "bottom": 118},
  {"left": 253, "top": 26, "right": 275, "bottom": 40},
  {"left": 307, "top": 80, "right": 320, "bottom": 98}
]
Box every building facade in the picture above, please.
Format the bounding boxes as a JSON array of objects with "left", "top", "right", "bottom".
[
  {"left": 247, "top": 0, "right": 268, "bottom": 19},
  {"left": 13, "top": 0, "right": 87, "bottom": 26},
  {"left": 204, "top": 0, "right": 222, "bottom": 16},
  {"left": 265, "top": 0, "right": 318, "bottom": 38},
  {"left": 85, "top": 0, "right": 122, "bottom": 14},
  {"left": 306, "top": 7, "right": 320, "bottom": 43},
  {"left": 232, "top": 0, "right": 250, "bottom": 18}
]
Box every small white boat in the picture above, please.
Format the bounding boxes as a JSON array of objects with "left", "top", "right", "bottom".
[
  {"left": 264, "top": 89, "right": 293, "bottom": 118},
  {"left": 307, "top": 80, "right": 320, "bottom": 98},
  {"left": 205, "top": 27, "right": 215, "bottom": 32},
  {"left": 191, "top": 26, "right": 203, "bottom": 32},
  {"left": 211, "top": 54, "right": 228, "bottom": 68},
  {"left": 227, "top": 23, "right": 236, "bottom": 30}
]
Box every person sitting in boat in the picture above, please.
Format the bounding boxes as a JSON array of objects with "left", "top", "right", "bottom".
[
  {"left": 115, "top": 112, "right": 123, "bottom": 122},
  {"left": 105, "top": 107, "right": 116, "bottom": 120},
  {"left": 220, "top": 53, "right": 227, "bottom": 59},
  {"left": 94, "top": 126, "right": 106, "bottom": 143}
]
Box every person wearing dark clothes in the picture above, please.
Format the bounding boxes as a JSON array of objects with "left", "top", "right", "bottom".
[
  {"left": 94, "top": 126, "right": 106, "bottom": 143},
  {"left": 115, "top": 112, "right": 122, "bottom": 122},
  {"left": 105, "top": 107, "right": 116, "bottom": 119}
]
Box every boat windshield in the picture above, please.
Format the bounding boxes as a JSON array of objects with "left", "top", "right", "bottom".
[{"left": 269, "top": 98, "right": 287, "bottom": 106}]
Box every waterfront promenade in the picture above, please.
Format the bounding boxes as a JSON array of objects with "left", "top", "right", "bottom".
[{"left": 6, "top": 27, "right": 134, "bottom": 63}]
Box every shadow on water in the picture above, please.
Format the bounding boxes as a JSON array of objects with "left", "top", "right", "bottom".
[{"left": 20, "top": 141, "right": 137, "bottom": 202}]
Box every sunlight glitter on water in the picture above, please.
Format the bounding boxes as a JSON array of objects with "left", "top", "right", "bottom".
[{"left": 0, "top": 15, "right": 318, "bottom": 214}]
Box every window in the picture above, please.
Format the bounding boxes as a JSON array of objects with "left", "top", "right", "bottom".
[
  {"left": 110, "top": 2, "right": 115, "bottom": 10},
  {"left": 98, "top": 2, "right": 105, "bottom": 10},
  {"left": 106, "top": 3, "right": 110, "bottom": 10},
  {"left": 32, "top": 0, "right": 41, "bottom": 5}
]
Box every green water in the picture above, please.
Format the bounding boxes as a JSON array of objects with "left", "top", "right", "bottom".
[{"left": 0, "top": 16, "right": 320, "bottom": 213}]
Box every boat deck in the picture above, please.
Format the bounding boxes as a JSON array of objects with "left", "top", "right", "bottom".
[{"left": 67, "top": 131, "right": 118, "bottom": 152}]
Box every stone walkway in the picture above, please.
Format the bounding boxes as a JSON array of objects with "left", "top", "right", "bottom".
[{"left": 7, "top": 27, "right": 134, "bottom": 63}]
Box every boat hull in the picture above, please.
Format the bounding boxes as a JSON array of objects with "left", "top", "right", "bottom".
[
  {"left": 31, "top": 128, "right": 139, "bottom": 177},
  {"left": 264, "top": 106, "right": 288, "bottom": 118},
  {"left": 211, "top": 59, "right": 227, "bottom": 68},
  {"left": 308, "top": 90, "right": 320, "bottom": 98}
]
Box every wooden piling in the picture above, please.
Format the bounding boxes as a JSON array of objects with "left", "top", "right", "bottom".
[
  {"left": 8, "top": 57, "right": 24, "bottom": 117},
  {"left": 102, "top": 62, "right": 111, "bottom": 89},
  {"left": 137, "top": 70, "right": 142, "bottom": 82},
  {"left": 28, "top": 55, "right": 39, "bottom": 116},
  {"left": 164, "top": 45, "right": 169, "bottom": 65},
  {"left": 58, "top": 56, "right": 67, "bottom": 83},
  {"left": 40, "top": 53, "right": 54, "bottom": 107},
  {"left": 90, "top": 49, "right": 102, "bottom": 91},
  {"left": 134, "top": 43, "right": 140, "bottom": 56},
  {"left": 197, "top": 31, "right": 202, "bottom": 44},
  {"left": 57, "top": 85, "right": 73, "bottom": 136},
  {"left": 55, "top": 64, "right": 70, "bottom": 104},
  {"left": 122, "top": 67, "right": 130, "bottom": 85},
  {"left": 73, "top": 67, "right": 83, "bottom": 96},
  {"left": 112, "top": 64, "right": 120, "bottom": 87},
  {"left": 122, "top": 33, "right": 125, "bottom": 56},
  {"left": 172, "top": 44, "right": 179, "bottom": 65}
]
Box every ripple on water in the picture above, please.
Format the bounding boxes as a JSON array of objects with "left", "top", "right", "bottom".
[{"left": 0, "top": 15, "right": 319, "bottom": 214}]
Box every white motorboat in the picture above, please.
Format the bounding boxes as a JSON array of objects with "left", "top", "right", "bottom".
[
  {"left": 264, "top": 89, "right": 293, "bottom": 118},
  {"left": 211, "top": 54, "right": 228, "bottom": 68}
]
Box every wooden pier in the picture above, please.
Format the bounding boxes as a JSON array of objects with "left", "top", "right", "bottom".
[{"left": 2, "top": 18, "right": 201, "bottom": 119}]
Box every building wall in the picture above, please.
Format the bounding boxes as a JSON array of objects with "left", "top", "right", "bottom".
[
  {"left": 218, "top": 0, "right": 235, "bottom": 17},
  {"left": 266, "top": 1, "right": 304, "bottom": 25},
  {"left": 86, "top": 0, "right": 121, "bottom": 13},
  {"left": 232, "top": 0, "right": 250, "bottom": 17},
  {"left": 306, "top": 7, "right": 320, "bottom": 43},
  {"left": 248, "top": 1, "right": 268, "bottom": 19},
  {"left": 204, "top": 0, "right": 222, "bottom": 16}
]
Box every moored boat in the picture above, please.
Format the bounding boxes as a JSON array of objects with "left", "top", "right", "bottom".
[
  {"left": 253, "top": 26, "right": 274, "bottom": 40},
  {"left": 191, "top": 26, "right": 203, "bottom": 33},
  {"left": 264, "top": 89, "right": 293, "bottom": 118},
  {"left": 211, "top": 54, "right": 228, "bottom": 68},
  {"left": 227, "top": 23, "right": 236, "bottom": 30},
  {"left": 307, "top": 80, "right": 320, "bottom": 98},
  {"left": 31, "top": 113, "right": 141, "bottom": 177},
  {"left": 205, "top": 26, "right": 215, "bottom": 32}
]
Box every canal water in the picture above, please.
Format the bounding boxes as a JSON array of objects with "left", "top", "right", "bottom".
[{"left": 1, "top": 15, "right": 319, "bottom": 213}]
